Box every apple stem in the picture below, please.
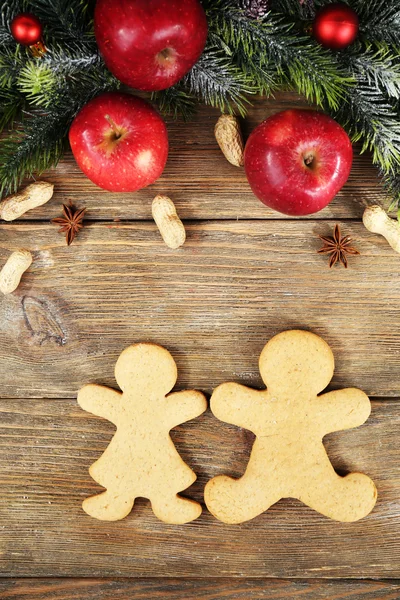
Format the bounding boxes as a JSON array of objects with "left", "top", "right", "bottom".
[
  {"left": 104, "top": 114, "right": 121, "bottom": 139},
  {"left": 304, "top": 153, "right": 314, "bottom": 167}
]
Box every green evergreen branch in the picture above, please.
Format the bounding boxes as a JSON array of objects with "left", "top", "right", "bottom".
[
  {"left": 383, "top": 170, "right": 400, "bottom": 212},
  {"left": 182, "top": 44, "right": 252, "bottom": 115},
  {"left": 17, "top": 61, "right": 56, "bottom": 106},
  {"left": 26, "top": 0, "right": 94, "bottom": 41},
  {"left": 16, "top": 45, "right": 118, "bottom": 109},
  {"left": 0, "top": 45, "right": 27, "bottom": 131},
  {"left": 43, "top": 43, "right": 102, "bottom": 74},
  {"left": 206, "top": 2, "right": 354, "bottom": 110},
  {"left": 343, "top": 44, "right": 400, "bottom": 100},
  {"left": 0, "top": 45, "right": 27, "bottom": 88},
  {"left": 349, "top": 0, "right": 400, "bottom": 47},
  {"left": 0, "top": 87, "right": 23, "bottom": 132},
  {"left": 334, "top": 83, "right": 400, "bottom": 174},
  {"left": 209, "top": 29, "right": 279, "bottom": 97},
  {"left": 0, "top": 110, "right": 71, "bottom": 197},
  {"left": 151, "top": 87, "right": 197, "bottom": 120},
  {"left": 0, "top": 0, "right": 26, "bottom": 46},
  {"left": 234, "top": 50, "right": 279, "bottom": 96},
  {"left": 269, "top": 0, "right": 315, "bottom": 19}
]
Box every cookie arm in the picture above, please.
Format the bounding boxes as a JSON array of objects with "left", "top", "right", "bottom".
[
  {"left": 164, "top": 390, "right": 207, "bottom": 429},
  {"left": 77, "top": 384, "right": 122, "bottom": 426},
  {"left": 316, "top": 388, "right": 371, "bottom": 434},
  {"left": 210, "top": 382, "right": 265, "bottom": 433}
]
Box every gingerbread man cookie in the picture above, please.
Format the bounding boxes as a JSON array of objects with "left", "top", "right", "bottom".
[
  {"left": 78, "top": 343, "right": 207, "bottom": 524},
  {"left": 205, "top": 330, "right": 377, "bottom": 524}
]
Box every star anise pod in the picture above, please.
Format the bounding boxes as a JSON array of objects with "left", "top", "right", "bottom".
[
  {"left": 52, "top": 202, "right": 86, "bottom": 246},
  {"left": 318, "top": 224, "right": 360, "bottom": 268}
]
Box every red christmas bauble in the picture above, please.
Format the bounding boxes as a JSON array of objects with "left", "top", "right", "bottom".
[
  {"left": 10, "top": 13, "right": 43, "bottom": 46},
  {"left": 313, "top": 3, "right": 359, "bottom": 50}
]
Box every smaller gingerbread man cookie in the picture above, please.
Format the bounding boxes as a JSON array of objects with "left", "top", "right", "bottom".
[
  {"left": 205, "top": 330, "right": 377, "bottom": 524},
  {"left": 78, "top": 343, "right": 207, "bottom": 524}
]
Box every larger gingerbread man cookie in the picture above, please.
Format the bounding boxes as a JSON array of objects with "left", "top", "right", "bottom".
[
  {"left": 205, "top": 330, "right": 377, "bottom": 524},
  {"left": 78, "top": 343, "right": 207, "bottom": 524}
]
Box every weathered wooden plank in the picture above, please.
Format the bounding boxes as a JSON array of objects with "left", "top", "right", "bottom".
[
  {"left": 0, "top": 398, "right": 397, "bottom": 577},
  {"left": 1, "top": 578, "right": 400, "bottom": 599},
  {"left": 19, "top": 93, "right": 386, "bottom": 221},
  {"left": 0, "top": 221, "right": 399, "bottom": 398}
]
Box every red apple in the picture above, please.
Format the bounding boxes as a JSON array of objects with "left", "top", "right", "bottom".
[
  {"left": 244, "top": 109, "right": 353, "bottom": 216},
  {"left": 94, "top": 0, "right": 208, "bottom": 92},
  {"left": 69, "top": 92, "right": 168, "bottom": 192}
]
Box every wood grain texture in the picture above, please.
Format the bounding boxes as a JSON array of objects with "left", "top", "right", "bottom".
[
  {"left": 0, "top": 221, "right": 399, "bottom": 398},
  {"left": 0, "top": 398, "right": 397, "bottom": 577},
  {"left": 19, "top": 93, "right": 387, "bottom": 222},
  {"left": 1, "top": 578, "right": 400, "bottom": 599}
]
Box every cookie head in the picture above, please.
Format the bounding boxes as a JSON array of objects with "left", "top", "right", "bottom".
[
  {"left": 259, "top": 330, "right": 334, "bottom": 397},
  {"left": 115, "top": 343, "right": 178, "bottom": 395}
]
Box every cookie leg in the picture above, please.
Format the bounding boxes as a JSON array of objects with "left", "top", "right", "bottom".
[
  {"left": 205, "top": 475, "right": 280, "bottom": 524},
  {"left": 300, "top": 472, "right": 377, "bottom": 522},
  {"left": 151, "top": 494, "right": 202, "bottom": 524},
  {"left": 82, "top": 490, "right": 134, "bottom": 521}
]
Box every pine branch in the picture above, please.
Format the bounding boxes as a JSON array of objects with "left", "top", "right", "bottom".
[
  {"left": 151, "top": 87, "right": 197, "bottom": 120},
  {"left": 208, "top": 5, "right": 308, "bottom": 98},
  {"left": 0, "top": 45, "right": 27, "bottom": 131},
  {"left": 333, "top": 83, "right": 400, "bottom": 175},
  {"left": 348, "top": 0, "right": 400, "bottom": 47},
  {"left": 16, "top": 46, "right": 118, "bottom": 108},
  {"left": 331, "top": 39, "right": 400, "bottom": 190},
  {"left": 0, "top": 0, "right": 26, "bottom": 46},
  {"left": 269, "top": 0, "right": 316, "bottom": 19},
  {"left": 206, "top": 1, "right": 354, "bottom": 110},
  {"left": 42, "top": 42, "right": 102, "bottom": 74},
  {"left": 209, "top": 29, "right": 279, "bottom": 96},
  {"left": 25, "top": 0, "right": 95, "bottom": 42},
  {"left": 0, "top": 109, "right": 71, "bottom": 197},
  {"left": 181, "top": 44, "right": 252, "bottom": 115},
  {"left": 342, "top": 44, "right": 400, "bottom": 100},
  {"left": 0, "top": 44, "right": 27, "bottom": 89},
  {"left": 383, "top": 170, "right": 400, "bottom": 212},
  {"left": 381, "top": 167, "right": 400, "bottom": 212},
  {"left": 233, "top": 49, "right": 279, "bottom": 96},
  {"left": 17, "top": 61, "right": 56, "bottom": 106},
  {"left": 0, "top": 87, "right": 23, "bottom": 132}
]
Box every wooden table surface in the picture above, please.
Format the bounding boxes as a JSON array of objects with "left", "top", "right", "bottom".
[{"left": 0, "top": 92, "right": 399, "bottom": 599}]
